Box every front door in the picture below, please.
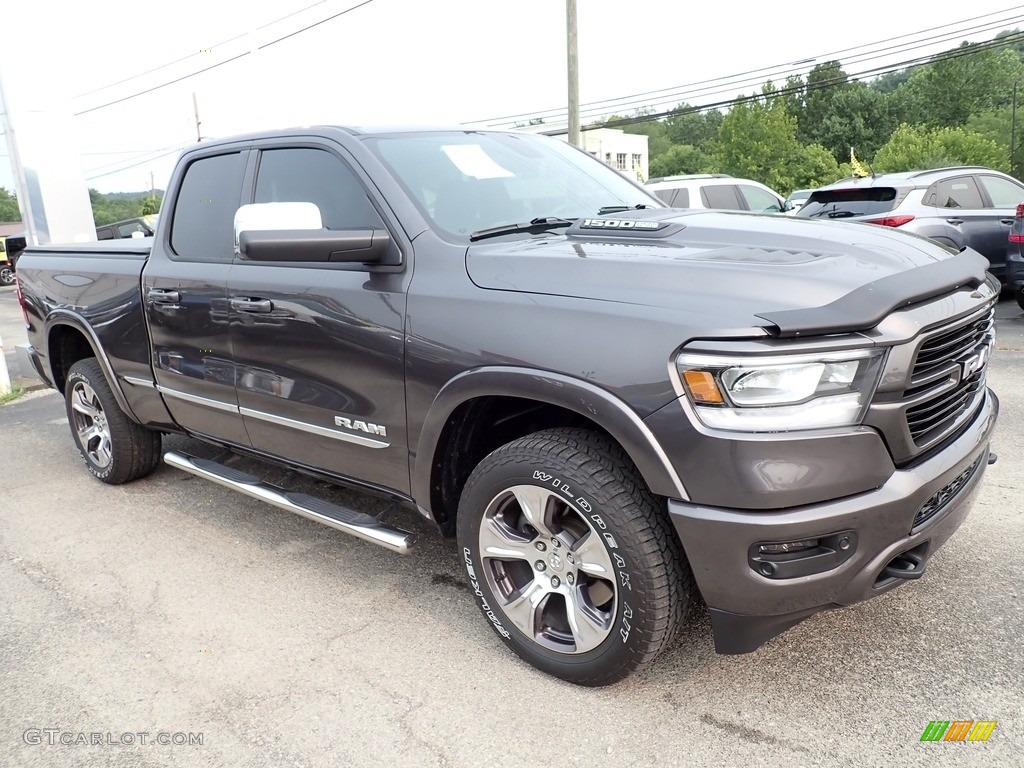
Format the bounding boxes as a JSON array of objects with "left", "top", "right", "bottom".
[
  {"left": 228, "top": 145, "right": 410, "bottom": 493},
  {"left": 143, "top": 148, "right": 252, "bottom": 447}
]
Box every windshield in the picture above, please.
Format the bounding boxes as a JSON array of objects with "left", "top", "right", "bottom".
[
  {"left": 364, "top": 131, "right": 662, "bottom": 239},
  {"left": 797, "top": 187, "right": 898, "bottom": 219}
]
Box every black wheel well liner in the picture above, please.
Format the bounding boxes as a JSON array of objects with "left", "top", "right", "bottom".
[{"left": 413, "top": 368, "right": 688, "bottom": 536}]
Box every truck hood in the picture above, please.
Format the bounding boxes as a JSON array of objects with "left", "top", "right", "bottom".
[{"left": 465, "top": 210, "right": 991, "bottom": 337}]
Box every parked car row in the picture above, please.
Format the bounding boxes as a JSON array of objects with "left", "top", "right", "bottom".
[{"left": 645, "top": 166, "right": 1024, "bottom": 304}]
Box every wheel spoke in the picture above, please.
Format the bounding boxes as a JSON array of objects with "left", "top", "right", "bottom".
[
  {"left": 510, "top": 485, "right": 556, "bottom": 537},
  {"left": 501, "top": 580, "right": 548, "bottom": 636},
  {"left": 93, "top": 437, "right": 112, "bottom": 467},
  {"left": 79, "top": 424, "right": 102, "bottom": 443},
  {"left": 72, "top": 388, "right": 100, "bottom": 419},
  {"left": 478, "top": 519, "right": 535, "bottom": 562},
  {"left": 565, "top": 591, "right": 610, "bottom": 653},
  {"left": 572, "top": 531, "right": 615, "bottom": 577}
]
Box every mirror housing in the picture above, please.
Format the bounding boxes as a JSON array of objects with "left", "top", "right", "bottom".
[{"left": 233, "top": 202, "right": 390, "bottom": 263}]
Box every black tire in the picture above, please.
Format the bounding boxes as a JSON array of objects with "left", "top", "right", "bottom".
[
  {"left": 64, "top": 358, "right": 162, "bottom": 485},
  {"left": 0, "top": 265, "right": 14, "bottom": 286},
  {"left": 456, "top": 428, "right": 692, "bottom": 686},
  {"left": 1016, "top": 287, "right": 1024, "bottom": 312}
]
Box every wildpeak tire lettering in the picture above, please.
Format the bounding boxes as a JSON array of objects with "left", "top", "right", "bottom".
[{"left": 464, "top": 547, "right": 510, "bottom": 639}]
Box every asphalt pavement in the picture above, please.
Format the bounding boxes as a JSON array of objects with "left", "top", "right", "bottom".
[{"left": 1, "top": 284, "right": 1021, "bottom": 767}]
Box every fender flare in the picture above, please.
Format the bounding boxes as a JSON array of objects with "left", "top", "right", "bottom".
[
  {"left": 45, "top": 309, "right": 141, "bottom": 422},
  {"left": 412, "top": 366, "right": 689, "bottom": 513}
]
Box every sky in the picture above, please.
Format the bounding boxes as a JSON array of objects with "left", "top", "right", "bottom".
[{"left": 2, "top": 0, "right": 1024, "bottom": 196}]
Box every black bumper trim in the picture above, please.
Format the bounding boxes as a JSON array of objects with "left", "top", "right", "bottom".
[{"left": 709, "top": 606, "right": 835, "bottom": 654}]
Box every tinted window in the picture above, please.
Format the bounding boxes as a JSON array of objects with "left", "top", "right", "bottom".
[
  {"left": 700, "top": 185, "right": 742, "bottom": 209},
  {"left": 170, "top": 152, "right": 246, "bottom": 261},
  {"left": 739, "top": 185, "right": 781, "bottom": 212},
  {"left": 978, "top": 175, "right": 1024, "bottom": 209},
  {"left": 254, "top": 148, "right": 384, "bottom": 230},
  {"left": 797, "top": 187, "right": 898, "bottom": 218},
  {"left": 96, "top": 227, "right": 114, "bottom": 240},
  {"left": 925, "top": 177, "right": 983, "bottom": 209},
  {"left": 652, "top": 189, "right": 674, "bottom": 205},
  {"left": 671, "top": 188, "right": 690, "bottom": 208},
  {"left": 118, "top": 221, "right": 147, "bottom": 238}
]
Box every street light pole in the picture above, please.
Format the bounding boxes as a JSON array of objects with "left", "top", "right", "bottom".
[{"left": 567, "top": 0, "right": 580, "bottom": 147}]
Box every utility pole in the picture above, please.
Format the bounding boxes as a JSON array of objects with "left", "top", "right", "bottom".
[
  {"left": 192, "top": 92, "right": 203, "bottom": 142},
  {"left": 1012, "top": 81, "right": 1018, "bottom": 178},
  {"left": 566, "top": 0, "right": 580, "bottom": 147}
]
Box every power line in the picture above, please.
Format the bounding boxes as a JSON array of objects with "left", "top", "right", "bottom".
[
  {"left": 73, "top": 0, "right": 379, "bottom": 117},
  {"left": 567, "top": 32, "right": 1024, "bottom": 134},
  {"left": 465, "top": 6, "right": 1024, "bottom": 127},
  {"left": 74, "top": 0, "right": 333, "bottom": 99},
  {"left": 84, "top": 144, "right": 191, "bottom": 180}
]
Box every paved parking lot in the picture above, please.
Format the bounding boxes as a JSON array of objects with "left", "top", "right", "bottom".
[{"left": 1, "top": 284, "right": 1022, "bottom": 767}]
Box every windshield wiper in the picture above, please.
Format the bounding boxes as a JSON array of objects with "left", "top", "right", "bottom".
[
  {"left": 807, "top": 204, "right": 858, "bottom": 220},
  {"left": 597, "top": 204, "right": 654, "bottom": 215},
  {"left": 469, "top": 217, "right": 575, "bottom": 242}
]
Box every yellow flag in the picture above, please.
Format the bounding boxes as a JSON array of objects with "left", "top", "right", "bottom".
[{"left": 850, "top": 148, "right": 871, "bottom": 178}]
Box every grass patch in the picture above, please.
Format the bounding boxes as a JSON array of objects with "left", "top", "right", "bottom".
[{"left": 0, "top": 386, "right": 26, "bottom": 405}]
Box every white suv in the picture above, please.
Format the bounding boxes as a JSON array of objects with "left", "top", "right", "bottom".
[{"left": 645, "top": 174, "right": 785, "bottom": 213}]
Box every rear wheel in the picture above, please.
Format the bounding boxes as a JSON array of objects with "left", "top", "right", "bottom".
[
  {"left": 456, "top": 428, "right": 692, "bottom": 686},
  {"left": 65, "top": 358, "right": 162, "bottom": 484},
  {"left": 0, "top": 265, "right": 14, "bottom": 286}
]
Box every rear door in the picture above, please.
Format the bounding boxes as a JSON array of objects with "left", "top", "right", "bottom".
[
  {"left": 142, "top": 146, "right": 252, "bottom": 447},
  {"left": 700, "top": 184, "right": 743, "bottom": 210},
  {"left": 228, "top": 141, "right": 411, "bottom": 493},
  {"left": 923, "top": 176, "right": 994, "bottom": 262},
  {"left": 976, "top": 174, "right": 1024, "bottom": 278}
]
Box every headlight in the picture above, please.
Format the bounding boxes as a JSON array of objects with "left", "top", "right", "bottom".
[{"left": 676, "top": 349, "right": 884, "bottom": 432}]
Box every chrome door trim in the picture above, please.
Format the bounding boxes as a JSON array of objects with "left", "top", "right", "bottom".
[
  {"left": 156, "top": 385, "right": 240, "bottom": 414},
  {"left": 239, "top": 407, "right": 390, "bottom": 449}
]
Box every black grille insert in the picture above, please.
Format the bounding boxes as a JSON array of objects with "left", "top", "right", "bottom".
[
  {"left": 913, "top": 456, "right": 982, "bottom": 528},
  {"left": 911, "top": 310, "right": 994, "bottom": 383}
]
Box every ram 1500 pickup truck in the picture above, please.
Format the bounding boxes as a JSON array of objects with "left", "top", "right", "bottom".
[{"left": 15, "top": 127, "right": 999, "bottom": 686}]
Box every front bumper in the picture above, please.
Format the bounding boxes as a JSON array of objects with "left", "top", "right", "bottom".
[{"left": 669, "top": 388, "right": 999, "bottom": 654}]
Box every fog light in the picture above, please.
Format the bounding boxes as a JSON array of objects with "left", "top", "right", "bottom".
[{"left": 758, "top": 538, "right": 820, "bottom": 555}]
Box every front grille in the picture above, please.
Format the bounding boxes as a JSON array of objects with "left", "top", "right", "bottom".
[
  {"left": 903, "top": 308, "right": 994, "bottom": 446},
  {"left": 906, "top": 372, "right": 985, "bottom": 443},
  {"left": 913, "top": 455, "right": 982, "bottom": 529},
  {"left": 910, "top": 309, "right": 994, "bottom": 385}
]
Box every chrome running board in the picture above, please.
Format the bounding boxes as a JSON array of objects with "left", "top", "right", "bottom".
[{"left": 163, "top": 451, "right": 416, "bottom": 554}]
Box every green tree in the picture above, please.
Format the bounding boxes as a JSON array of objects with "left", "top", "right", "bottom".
[
  {"left": 648, "top": 144, "right": 715, "bottom": 178},
  {"left": 815, "top": 83, "right": 896, "bottom": 163},
  {"left": 902, "top": 42, "right": 1024, "bottom": 128},
  {"left": 141, "top": 196, "right": 161, "bottom": 216},
  {"left": 0, "top": 187, "right": 21, "bottom": 222},
  {"left": 714, "top": 97, "right": 840, "bottom": 194},
  {"left": 664, "top": 105, "right": 722, "bottom": 150},
  {"left": 872, "top": 124, "right": 1008, "bottom": 172},
  {"left": 798, "top": 60, "right": 851, "bottom": 145}
]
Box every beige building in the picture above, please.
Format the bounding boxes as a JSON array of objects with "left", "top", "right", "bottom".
[{"left": 515, "top": 124, "right": 649, "bottom": 182}]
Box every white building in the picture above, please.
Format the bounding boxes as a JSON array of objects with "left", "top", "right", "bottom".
[{"left": 515, "top": 124, "right": 649, "bottom": 182}]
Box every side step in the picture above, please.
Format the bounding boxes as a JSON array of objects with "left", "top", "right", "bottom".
[{"left": 164, "top": 451, "right": 416, "bottom": 554}]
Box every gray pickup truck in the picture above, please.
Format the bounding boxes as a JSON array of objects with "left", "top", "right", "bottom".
[{"left": 14, "top": 127, "right": 999, "bottom": 685}]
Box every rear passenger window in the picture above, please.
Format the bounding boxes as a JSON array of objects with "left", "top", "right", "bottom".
[
  {"left": 978, "top": 175, "right": 1024, "bottom": 209},
  {"left": 170, "top": 152, "right": 246, "bottom": 262},
  {"left": 738, "top": 185, "right": 781, "bottom": 212},
  {"left": 700, "top": 185, "right": 742, "bottom": 210},
  {"left": 254, "top": 148, "right": 384, "bottom": 231},
  {"left": 926, "top": 177, "right": 983, "bottom": 209},
  {"left": 652, "top": 189, "right": 674, "bottom": 205},
  {"left": 671, "top": 188, "right": 690, "bottom": 208}
]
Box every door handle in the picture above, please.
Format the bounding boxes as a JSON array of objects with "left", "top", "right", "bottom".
[
  {"left": 230, "top": 297, "right": 274, "bottom": 313},
  {"left": 147, "top": 288, "right": 181, "bottom": 303},
  {"left": 945, "top": 218, "right": 964, "bottom": 225},
  {"left": 1000, "top": 218, "right": 1015, "bottom": 225}
]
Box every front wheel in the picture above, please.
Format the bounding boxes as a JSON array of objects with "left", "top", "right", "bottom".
[
  {"left": 456, "top": 428, "right": 693, "bottom": 686},
  {"left": 64, "top": 358, "right": 162, "bottom": 484},
  {"left": 0, "top": 265, "right": 14, "bottom": 286}
]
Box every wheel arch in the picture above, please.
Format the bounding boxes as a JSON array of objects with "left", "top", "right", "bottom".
[
  {"left": 45, "top": 310, "right": 139, "bottom": 421},
  {"left": 413, "top": 367, "right": 688, "bottom": 534}
]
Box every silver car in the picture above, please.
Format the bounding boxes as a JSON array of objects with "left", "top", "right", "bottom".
[{"left": 796, "top": 166, "right": 1024, "bottom": 283}]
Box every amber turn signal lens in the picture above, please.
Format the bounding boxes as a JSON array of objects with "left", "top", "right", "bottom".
[{"left": 682, "top": 370, "right": 724, "bottom": 404}]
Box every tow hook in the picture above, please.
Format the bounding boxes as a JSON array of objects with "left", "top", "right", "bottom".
[{"left": 882, "top": 551, "right": 927, "bottom": 581}]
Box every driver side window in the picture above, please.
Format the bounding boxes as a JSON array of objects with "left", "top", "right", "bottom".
[{"left": 253, "top": 148, "right": 385, "bottom": 231}]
